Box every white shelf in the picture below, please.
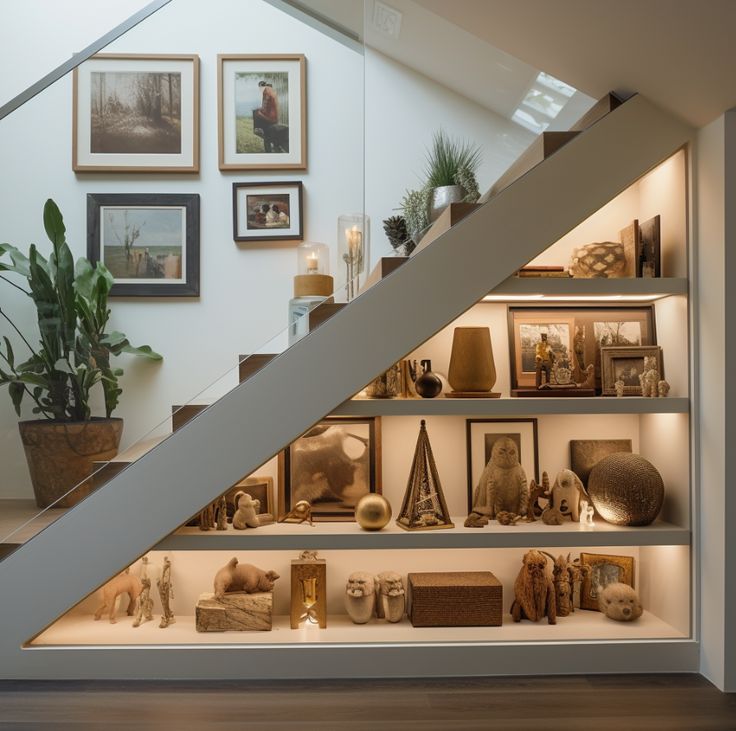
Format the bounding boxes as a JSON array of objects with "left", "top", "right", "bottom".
[
  {"left": 156, "top": 518, "right": 689, "bottom": 551},
  {"left": 32, "top": 609, "right": 686, "bottom": 647},
  {"left": 334, "top": 396, "right": 690, "bottom": 417},
  {"left": 489, "top": 276, "right": 688, "bottom": 299}
]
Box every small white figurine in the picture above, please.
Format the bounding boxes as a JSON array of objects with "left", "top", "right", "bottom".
[{"left": 580, "top": 500, "right": 595, "bottom": 529}]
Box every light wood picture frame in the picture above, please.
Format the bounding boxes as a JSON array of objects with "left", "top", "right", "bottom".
[
  {"left": 600, "top": 345, "right": 664, "bottom": 396},
  {"left": 73, "top": 54, "right": 200, "bottom": 172},
  {"left": 279, "top": 417, "right": 381, "bottom": 521},
  {"left": 229, "top": 476, "right": 274, "bottom": 516},
  {"left": 580, "top": 552, "right": 635, "bottom": 611},
  {"left": 218, "top": 54, "right": 307, "bottom": 171}
]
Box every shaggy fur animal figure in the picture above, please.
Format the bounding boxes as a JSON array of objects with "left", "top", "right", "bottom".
[
  {"left": 599, "top": 582, "right": 643, "bottom": 621},
  {"left": 213, "top": 558, "right": 279, "bottom": 600},
  {"left": 472, "top": 437, "right": 529, "bottom": 519},
  {"left": 510, "top": 550, "right": 556, "bottom": 624}
]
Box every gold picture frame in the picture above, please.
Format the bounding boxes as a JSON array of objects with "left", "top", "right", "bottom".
[
  {"left": 600, "top": 345, "right": 664, "bottom": 396},
  {"left": 580, "top": 552, "right": 635, "bottom": 611}
]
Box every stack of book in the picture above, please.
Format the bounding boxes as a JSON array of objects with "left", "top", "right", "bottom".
[{"left": 516, "top": 265, "right": 570, "bottom": 278}]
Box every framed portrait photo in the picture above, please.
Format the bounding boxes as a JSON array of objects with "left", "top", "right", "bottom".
[
  {"left": 507, "top": 305, "right": 656, "bottom": 392},
  {"left": 73, "top": 54, "right": 199, "bottom": 172},
  {"left": 580, "top": 552, "right": 635, "bottom": 611},
  {"left": 218, "top": 54, "right": 306, "bottom": 170},
  {"left": 279, "top": 417, "right": 381, "bottom": 522},
  {"left": 87, "top": 193, "right": 200, "bottom": 297},
  {"left": 465, "top": 418, "right": 539, "bottom": 512},
  {"left": 600, "top": 345, "right": 664, "bottom": 396},
  {"left": 227, "top": 475, "right": 274, "bottom": 517},
  {"left": 232, "top": 181, "right": 303, "bottom": 242}
]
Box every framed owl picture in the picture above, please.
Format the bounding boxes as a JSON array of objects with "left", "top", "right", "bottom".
[{"left": 465, "top": 418, "right": 539, "bottom": 513}]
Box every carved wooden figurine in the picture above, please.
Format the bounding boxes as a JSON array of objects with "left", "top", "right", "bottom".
[
  {"left": 94, "top": 569, "right": 142, "bottom": 624},
  {"left": 279, "top": 500, "right": 314, "bottom": 526},
  {"left": 548, "top": 469, "right": 585, "bottom": 522},
  {"left": 157, "top": 556, "right": 175, "bottom": 628},
  {"left": 526, "top": 478, "right": 547, "bottom": 522},
  {"left": 472, "top": 437, "right": 529, "bottom": 519},
  {"left": 510, "top": 550, "right": 556, "bottom": 624},
  {"left": 132, "top": 557, "right": 155, "bottom": 628},
  {"left": 639, "top": 355, "right": 660, "bottom": 397},
  {"left": 658, "top": 379, "right": 670, "bottom": 397},
  {"left": 198, "top": 501, "right": 216, "bottom": 531},
  {"left": 615, "top": 379, "right": 625, "bottom": 398},
  {"left": 214, "top": 557, "right": 280, "bottom": 600},
  {"left": 375, "top": 571, "right": 405, "bottom": 623},
  {"left": 541, "top": 552, "right": 589, "bottom": 617},
  {"left": 216, "top": 495, "right": 228, "bottom": 530},
  {"left": 345, "top": 572, "right": 376, "bottom": 624}
]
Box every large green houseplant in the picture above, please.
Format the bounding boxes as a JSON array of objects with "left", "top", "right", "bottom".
[{"left": 0, "top": 199, "right": 161, "bottom": 507}]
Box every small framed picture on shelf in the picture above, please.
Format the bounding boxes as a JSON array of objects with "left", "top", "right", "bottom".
[
  {"left": 279, "top": 417, "right": 381, "bottom": 522},
  {"left": 232, "top": 181, "right": 303, "bottom": 242},
  {"left": 580, "top": 552, "right": 635, "bottom": 611},
  {"left": 638, "top": 215, "right": 661, "bottom": 277},
  {"left": 600, "top": 345, "right": 664, "bottom": 396},
  {"left": 73, "top": 54, "right": 200, "bottom": 172},
  {"left": 87, "top": 193, "right": 200, "bottom": 297},
  {"left": 218, "top": 54, "right": 306, "bottom": 170},
  {"left": 465, "top": 418, "right": 539, "bottom": 512},
  {"left": 227, "top": 475, "right": 274, "bottom": 516},
  {"left": 507, "top": 306, "right": 656, "bottom": 393}
]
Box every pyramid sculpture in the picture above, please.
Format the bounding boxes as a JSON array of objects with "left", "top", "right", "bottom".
[{"left": 396, "top": 420, "right": 454, "bottom": 530}]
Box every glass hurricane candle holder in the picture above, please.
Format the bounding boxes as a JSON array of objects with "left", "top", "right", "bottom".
[
  {"left": 338, "top": 213, "right": 370, "bottom": 301},
  {"left": 297, "top": 242, "right": 330, "bottom": 276},
  {"left": 289, "top": 242, "right": 334, "bottom": 345}
]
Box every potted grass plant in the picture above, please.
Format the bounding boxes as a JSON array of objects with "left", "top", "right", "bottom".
[
  {"left": 0, "top": 199, "right": 161, "bottom": 508},
  {"left": 424, "top": 130, "right": 482, "bottom": 221}
]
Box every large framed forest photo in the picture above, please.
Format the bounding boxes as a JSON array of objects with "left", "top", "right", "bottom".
[
  {"left": 73, "top": 54, "right": 200, "bottom": 172},
  {"left": 218, "top": 54, "right": 306, "bottom": 170},
  {"left": 87, "top": 193, "right": 200, "bottom": 297}
]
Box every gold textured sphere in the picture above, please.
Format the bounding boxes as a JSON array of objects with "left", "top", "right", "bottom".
[{"left": 355, "top": 494, "right": 392, "bottom": 531}]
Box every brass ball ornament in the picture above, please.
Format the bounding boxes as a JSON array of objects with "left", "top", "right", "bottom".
[{"left": 355, "top": 494, "right": 392, "bottom": 531}]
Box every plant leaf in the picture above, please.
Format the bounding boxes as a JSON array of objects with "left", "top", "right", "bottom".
[
  {"left": 2, "top": 336, "right": 14, "bottom": 369},
  {"left": 8, "top": 381, "right": 24, "bottom": 416},
  {"left": 121, "top": 343, "right": 163, "bottom": 360},
  {"left": 43, "top": 199, "right": 66, "bottom": 251}
]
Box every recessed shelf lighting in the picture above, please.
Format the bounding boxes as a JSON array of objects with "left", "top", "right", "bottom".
[{"left": 482, "top": 294, "right": 665, "bottom": 302}]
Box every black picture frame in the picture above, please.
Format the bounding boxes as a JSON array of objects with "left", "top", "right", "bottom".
[
  {"left": 87, "top": 193, "right": 200, "bottom": 297},
  {"left": 232, "top": 181, "right": 304, "bottom": 243},
  {"left": 279, "top": 416, "right": 381, "bottom": 522}
]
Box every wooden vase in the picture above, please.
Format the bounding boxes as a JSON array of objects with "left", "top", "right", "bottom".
[{"left": 448, "top": 327, "right": 497, "bottom": 393}]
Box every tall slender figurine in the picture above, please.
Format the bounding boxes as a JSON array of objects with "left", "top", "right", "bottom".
[
  {"left": 133, "top": 556, "right": 154, "bottom": 628},
  {"left": 535, "top": 333, "right": 556, "bottom": 388},
  {"left": 157, "top": 556, "right": 175, "bottom": 628}
]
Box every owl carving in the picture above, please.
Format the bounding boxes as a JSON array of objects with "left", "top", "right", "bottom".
[{"left": 472, "top": 437, "right": 529, "bottom": 518}]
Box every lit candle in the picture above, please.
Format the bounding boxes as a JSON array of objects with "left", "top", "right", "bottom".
[
  {"left": 345, "top": 225, "right": 362, "bottom": 259},
  {"left": 307, "top": 252, "right": 318, "bottom": 273}
]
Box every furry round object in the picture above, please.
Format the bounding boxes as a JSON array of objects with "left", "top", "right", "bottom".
[
  {"left": 355, "top": 494, "right": 392, "bottom": 531},
  {"left": 588, "top": 453, "right": 664, "bottom": 526},
  {"left": 599, "top": 582, "right": 643, "bottom": 621},
  {"left": 510, "top": 550, "right": 556, "bottom": 624}
]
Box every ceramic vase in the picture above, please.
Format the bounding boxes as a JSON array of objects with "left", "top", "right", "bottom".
[{"left": 448, "top": 327, "right": 497, "bottom": 393}]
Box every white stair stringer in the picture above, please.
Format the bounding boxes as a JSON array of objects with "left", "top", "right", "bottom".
[{"left": 0, "top": 96, "right": 693, "bottom": 678}]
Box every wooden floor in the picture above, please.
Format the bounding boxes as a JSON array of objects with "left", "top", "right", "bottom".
[{"left": 0, "top": 674, "right": 734, "bottom": 730}]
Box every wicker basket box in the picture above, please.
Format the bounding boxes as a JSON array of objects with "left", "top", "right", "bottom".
[{"left": 408, "top": 571, "right": 503, "bottom": 627}]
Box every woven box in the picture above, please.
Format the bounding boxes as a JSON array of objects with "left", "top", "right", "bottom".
[{"left": 408, "top": 571, "right": 502, "bottom": 627}]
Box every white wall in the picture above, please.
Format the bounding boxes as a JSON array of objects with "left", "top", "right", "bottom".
[{"left": 0, "top": 1, "right": 534, "bottom": 500}]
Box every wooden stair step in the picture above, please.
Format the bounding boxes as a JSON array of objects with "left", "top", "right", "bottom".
[
  {"left": 238, "top": 353, "right": 277, "bottom": 383},
  {"left": 413, "top": 202, "right": 481, "bottom": 255},
  {"left": 172, "top": 403, "right": 210, "bottom": 432},
  {"left": 571, "top": 92, "right": 624, "bottom": 132}
]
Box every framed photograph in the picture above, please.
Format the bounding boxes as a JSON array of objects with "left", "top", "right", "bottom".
[
  {"left": 87, "top": 193, "right": 200, "bottom": 297},
  {"left": 73, "top": 54, "right": 199, "bottom": 172},
  {"left": 232, "top": 181, "right": 303, "bottom": 242},
  {"left": 639, "top": 215, "right": 661, "bottom": 277},
  {"left": 218, "top": 54, "right": 306, "bottom": 170},
  {"left": 570, "top": 439, "right": 632, "bottom": 489},
  {"left": 228, "top": 476, "right": 274, "bottom": 516},
  {"left": 508, "top": 306, "right": 656, "bottom": 392},
  {"left": 279, "top": 417, "right": 381, "bottom": 521},
  {"left": 600, "top": 345, "right": 664, "bottom": 396},
  {"left": 580, "top": 552, "right": 635, "bottom": 611},
  {"left": 466, "top": 418, "right": 539, "bottom": 512}
]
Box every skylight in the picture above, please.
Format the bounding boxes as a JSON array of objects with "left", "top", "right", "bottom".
[{"left": 512, "top": 71, "right": 578, "bottom": 135}]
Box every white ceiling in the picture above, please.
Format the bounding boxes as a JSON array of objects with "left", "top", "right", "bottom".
[{"left": 415, "top": 0, "right": 736, "bottom": 128}]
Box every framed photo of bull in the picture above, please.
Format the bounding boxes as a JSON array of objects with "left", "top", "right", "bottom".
[{"left": 218, "top": 54, "right": 307, "bottom": 171}]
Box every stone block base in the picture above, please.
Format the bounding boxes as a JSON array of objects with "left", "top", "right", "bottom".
[{"left": 195, "top": 591, "right": 273, "bottom": 632}]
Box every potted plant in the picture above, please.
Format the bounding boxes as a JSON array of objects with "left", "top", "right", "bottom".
[
  {"left": 0, "top": 200, "right": 161, "bottom": 508},
  {"left": 423, "top": 130, "right": 482, "bottom": 221}
]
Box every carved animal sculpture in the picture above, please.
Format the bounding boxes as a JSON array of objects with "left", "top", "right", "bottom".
[
  {"left": 472, "top": 437, "right": 529, "bottom": 519},
  {"left": 541, "top": 506, "right": 565, "bottom": 525},
  {"left": 599, "top": 582, "right": 642, "bottom": 621},
  {"left": 94, "top": 570, "right": 143, "bottom": 624},
  {"left": 464, "top": 511, "right": 489, "bottom": 528},
  {"left": 213, "top": 558, "right": 280, "bottom": 600},
  {"left": 526, "top": 478, "right": 547, "bottom": 522},
  {"left": 639, "top": 356, "right": 660, "bottom": 397},
  {"left": 279, "top": 500, "right": 314, "bottom": 526},
  {"left": 510, "top": 550, "right": 556, "bottom": 624},
  {"left": 345, "top": 572, "right": 376, "bottom": 624},
  {"left": 549, "top": 469, "right": 585, "bottom": 522},
  {"left": 543, "top": 553, "right": 576, "bottom": 617},
  {"left": 375, "top": 571, "right": 405, "bottom": 622},
  {"left": 232, "top": 492, "right": 261, "bottom": 530}
]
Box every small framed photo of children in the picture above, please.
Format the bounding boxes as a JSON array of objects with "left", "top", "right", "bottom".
[
  {"left": 232, "top": 181, "right": 303, "bottom": 242},
  {"left": 218, "top": 54, "right": 306, "bottom": 170},
  {"left": 87, "top": 193, "right": 200, "bottom": 297},
  {"left": 73, "top": 54, "right": 200, "bottom": 172}
]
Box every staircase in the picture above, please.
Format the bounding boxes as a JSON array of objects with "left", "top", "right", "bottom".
[{"left": 0, "top": 95, "right": 693, "bottom": 678}]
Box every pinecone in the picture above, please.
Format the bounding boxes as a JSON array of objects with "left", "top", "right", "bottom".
[{"left": 383, "top": 215, "right": 409, "bottom": 253}]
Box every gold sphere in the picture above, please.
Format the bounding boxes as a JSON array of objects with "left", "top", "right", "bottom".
[{"left": 355, "top": 494, "right": 392, "bottom": 531}]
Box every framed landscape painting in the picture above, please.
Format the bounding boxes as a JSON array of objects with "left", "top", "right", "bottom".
[
  {"left": 73, "top": 54, "right": 199, "bottom": 172},
  {"left": 232, "top": 181, "right": 303, "bottom": 242},
  {"left": 218, "top": 54, "right": 306, "bottom": 170},
  {"left": 87, "top": 193, "right": 200, "bottom": 297}
]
